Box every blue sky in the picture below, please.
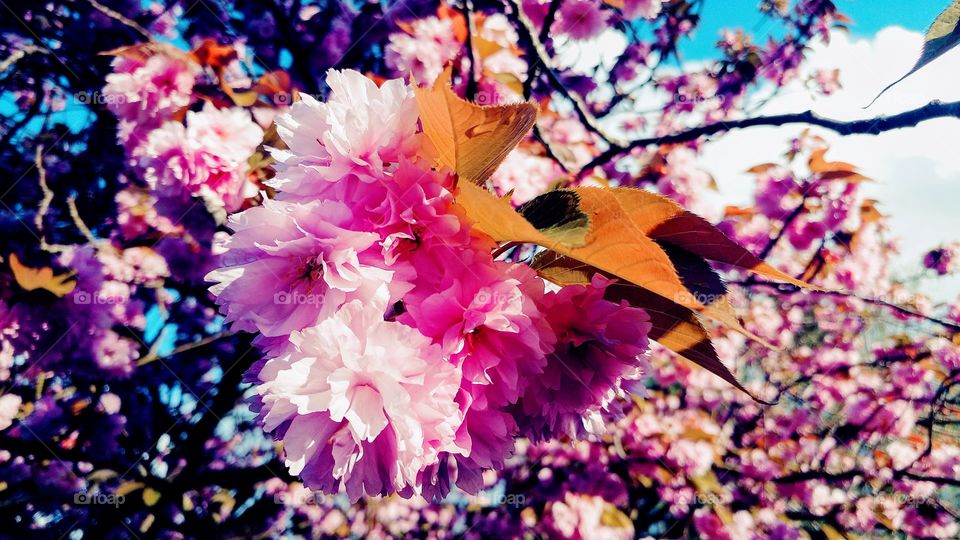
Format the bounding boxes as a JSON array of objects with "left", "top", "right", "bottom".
[{"left": 683, "top": 0, "right": 942, "bottom": 58}]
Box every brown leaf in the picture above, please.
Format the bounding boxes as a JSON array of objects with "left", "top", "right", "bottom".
[
  {"left": 745, "top": 163, "right": 780, "bottom": 175},
  {"left": 808, "top": 148, "right": 854, "bottom": 172},
  {"left": 808, "top": 149, "right": 870, "bottom": 182},
  {"left": 657, "top": 242, "right": 769, "bottom": 345},
  {"left": 251, "top": 70, "right": 292, "bottom": 96},
  {"left": 569, "top": 187, "right": 819, "bottom": 290},
  {"left": 99, "top": 42, "right": 189, "bottom": 63},
  {"left": 414, "top": 66, "right": 538, "bottom": 184}
]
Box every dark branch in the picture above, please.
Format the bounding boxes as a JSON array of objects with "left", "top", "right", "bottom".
[{"left": 579, "top": 100, "right": 960, "bottom": 178}]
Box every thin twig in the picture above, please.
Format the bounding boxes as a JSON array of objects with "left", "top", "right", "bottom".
[
  {"left": 734, "top": 280, "right": 960, "bottom": 333},
  {"left": 138, "top": 331, "right": 235, "bottom": 367},
  {"left": 462, "top": 0, "right": 479, "bottom": 100},
  {"left": 66, "top": 195, "right": 99, "bottom": 245},
  {"left": 88, "top": 0, "right": 152, "bottom": 38},
  {"left": 33, "top": 146, "right": 54, "bottom": 245},
  {"left": 505, "top": 0, "right": 621, "bottom": 145}
]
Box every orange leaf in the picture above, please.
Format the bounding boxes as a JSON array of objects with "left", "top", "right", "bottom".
[
  {"left": 8, "top": 253, "right": 77, "bottom": 297},
  {"left": 414, "top": 66, "right": 538, "bottom": 185},
  {"left": 723, "top": 205, "right": 755, "bottom": 218},
  {"left": 437, "top": 5, "right": 468, "bottom": 43},
  {"left": 190, "top": 39, "right": 237, "bottom": 70},
  {"left": 745, "top": 163, "right": 779, "bottom": 175},
  {"left": 569, "top": 187, "right": 818, "bottom": 290},
  {"left": 456, "top": 183, "right": 591, "bottom": 247},
  {"left": 808, "top": 148, "right": 857, "bottom": 174}
]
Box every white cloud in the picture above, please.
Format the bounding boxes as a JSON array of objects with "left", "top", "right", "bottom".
[{"left": 697, "top": 27, "right": 960, "bottom": 301}]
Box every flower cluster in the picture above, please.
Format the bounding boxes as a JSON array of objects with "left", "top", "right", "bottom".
[
  {"left": 6, "top": 0, "right": 960, "bottom": 537},
  {"left": 104, "top": 50, "right": 264, "bottom": 215},
  {"left": 207, "top": 70, "right": 652, "bottom": 500}
]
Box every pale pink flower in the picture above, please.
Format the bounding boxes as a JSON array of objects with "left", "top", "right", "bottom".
[
  {"left": 546, "top": 493, "right": 634, "bottom": 540},
  {"left": 92, "top": 330, "right": 139, "bottom": 377},
  {"left": 269, "top": 70, "right": 421, "bottom": 196},
  {"left": 104, "top": 54, "right": 197, "bottom": 149},
  {"left": 621, "top": 0, "right": 662, "bottom": 20},
  {"left": 0, "top": 394, "right": 21, "bottom": 430},
  {"left": 254, "top": 301, "right": 464, "bottom": 500},
  {"left": 490, "top": 148, "right": 565, "bottom": 205},
  {"left": 386, "top": 17, "right": 462, "bottom": 84},
  {"left": 139, "top": 104, "right": 263, "bottom": 212},
  {"left": 187, "top": 102, "right": 265, "bottom": 163}
]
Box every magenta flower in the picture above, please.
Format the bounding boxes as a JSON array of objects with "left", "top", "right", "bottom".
[
  {"left": 206, "top": 198, "right": 394, "bottom": 337},
  {"left": 515, "top": 276, "right": 652, "bottom": 440}
]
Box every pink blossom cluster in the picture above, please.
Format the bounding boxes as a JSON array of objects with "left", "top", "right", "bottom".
[
  {"left": 207, "top": 70, "right": 653, "bottom": 500},
  {"left": 51, "top": 245, "right": 170, "bottom": 376},
  {"left": 103, "top": 53, "right": 198, "bottom": 151},
  {"left": 137, "top": 103, "right": 264, "bottom": 213},
  {"left": 386, "top": 15, "right": 463, "bottom": 84},
  {"left": 104, "top": 52, "right": 264, "bottom": 214}
]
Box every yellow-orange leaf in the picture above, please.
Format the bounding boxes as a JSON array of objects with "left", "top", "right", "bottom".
[
  {"left": 456, "top": 184, "right": 804, "bottom": 397},
  {"left": 570, "top": 187, "right": 818, "bottom": 290},
  {"left": 9, "top": 254, "right": 76, "bottom": 297},
  {"left": 414, "top": 66, "right": 538, "bottom": 184},
  {"left": 472, "top": 36, "right": 503, "bottom": 59},
  {"left": 868, "top": 0, "right": 960, "bottom": 107},
  {"left": 456, "top": 182, "right": 591, "bottom": 247},
  {"left": 464, "top": 184, "right": 728, "bottom": 327}
]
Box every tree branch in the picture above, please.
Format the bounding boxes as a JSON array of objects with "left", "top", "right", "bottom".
[
  {"left": 505, "top": 0, "right": 620, "bottom": 145},
  {"left": 579, "top": 100, "right": 960, "bottom": 178},
  {"left": 735, "top": 280, "right": 960, "bottom": 333}
]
